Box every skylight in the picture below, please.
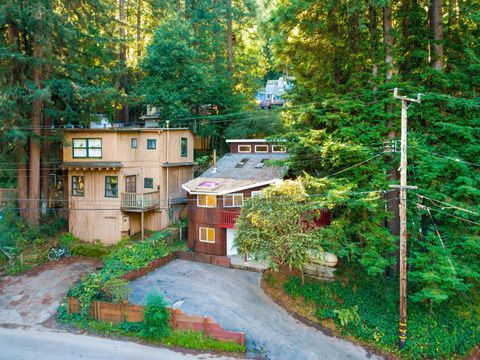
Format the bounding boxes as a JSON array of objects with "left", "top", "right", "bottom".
[
  {"left": 235, "top": 158, "right": 249, "bottom": 168},
  {"left": 198, "top": 181, "right": 219, "bottom": 188},
  {"left": 255, "top": 159, "right": 269, "bottom": 168}
]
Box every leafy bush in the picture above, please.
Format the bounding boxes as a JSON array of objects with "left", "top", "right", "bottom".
[
  {"left": 101, "top": 278, "right": 132, "bottom": 304},
  {"left": 68, "top": 238, "right": 170, "bottom": 314},
  {"left": 282, "top": 270, "right": 480, "bottom": 359},
  {"left": 141, "top": 293, "right": 171, "bottom": 339}
]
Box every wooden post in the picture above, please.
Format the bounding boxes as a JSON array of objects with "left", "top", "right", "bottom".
[
  {"left": 141, "top": 210, "right": 144, "bottom": 240},
  {"left": 392, "top": 88, "right": 421, "bottom": 349},
  {"left": 203, "top": 317, "right": 209, "bottom": 337}
]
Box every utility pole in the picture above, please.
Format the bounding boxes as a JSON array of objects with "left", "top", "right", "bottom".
[{"left": 390, "top": 88, "right": 421, "bottom": 349}]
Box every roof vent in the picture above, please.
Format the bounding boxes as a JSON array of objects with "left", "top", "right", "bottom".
[{"left": 235, "top": 158, "right": 249, "bottom": 168}]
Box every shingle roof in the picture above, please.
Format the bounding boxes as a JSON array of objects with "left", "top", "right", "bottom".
[{"left": 182, "top": 153, "right": 289, "bottom": 195}]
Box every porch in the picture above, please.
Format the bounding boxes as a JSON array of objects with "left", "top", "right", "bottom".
[{"left": 121, "top": 191, "right": 161, "bottom": 212}]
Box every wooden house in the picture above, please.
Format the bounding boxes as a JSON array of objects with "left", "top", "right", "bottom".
[
  {"left": 61, "top": 127, "right": 195, "bottom": 244},
  {"left": 182, "top": 139, "right": 289, "bottom": 256}
]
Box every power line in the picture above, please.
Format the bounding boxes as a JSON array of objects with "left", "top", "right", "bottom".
[
  {"left": 415, "top": 202, "right": 480, "bottom": 226},
  {"left": 414, "top": 193, "right": 479, "bottom": 216}
]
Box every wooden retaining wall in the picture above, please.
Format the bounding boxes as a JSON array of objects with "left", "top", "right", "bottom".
[
  {"left": 67, "top": 297, "right": 245, "bottom": 346},
  {"left": 175, "top": 250, "right": 231, "bottom": 268}
]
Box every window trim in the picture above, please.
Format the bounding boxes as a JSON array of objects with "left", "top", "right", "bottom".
[
  {"left": 147, "top": 139, "right": 157, "bottom": 150},
  {"left": 255, "top": 144, "right": 269, "bottom": 153},
  {"left": 144, "top": 177, "right": 154, "bottom": 189},
  {"left": 71, "top": 176, "right": 85, "bottom": 197},
  {"left": 72, "top": 138, "right": 102, "bottom": 159},
  {"left": 238, "top": 145, "right": 251, "bottom": 153},
  {"left": 223, "top": 193, "right": 244, "bottom": 207},
  {"left": 197, "top": 194, "right": 217, "bottom": 208},
  {"left": 181, "top": 137, "right": 188, "bottom": 157},
  {"left": 199, "top": 227, "right": 215, "bottom": 243},
  {"left": 272, "top": 144, "right": 287, "bottom": 153},
  {"left": 131, "top": 138, "right": 138, "bottom": 149},
  {"left": 104, "top": 176, "right": 119, "bottom": 198}
]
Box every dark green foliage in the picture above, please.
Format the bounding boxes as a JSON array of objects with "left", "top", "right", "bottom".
[
  {"left": 140, "top": 293, "right": 171, "bottom": 339},
  {"left": 283, "top": 273, "right": 480, "bottom": 359},
  {"left": 268, "top": 0, "right": 480, "bottom": 310}
]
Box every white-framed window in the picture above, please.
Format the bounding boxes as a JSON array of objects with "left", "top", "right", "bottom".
[
  {"left": 223, "top": 193, "right": 244, "bottom": 207},
  {"left": 73, "top": 138, "right": 102, "bottom": 158},
  {"left": 197, "top": 194, "right": 217, "bottom": 208},
  {"left": 251, "top": 191, "right": 263, "bottom": 199},
  {"left": 199, "top": 227, "right": 215, "bottom": 243},
  {"left": 238, "top": 145, "right": 251, "bottom": 153},
  {"left": 255, "top": 145, "right": 269, "bottom": 153},
  {"left": 272, "top": 145, "right": 287, "bottom": 153}
]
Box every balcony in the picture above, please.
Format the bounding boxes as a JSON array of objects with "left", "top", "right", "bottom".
[
  {"left": 121, "top": 191, "right": 161, "bottom": 212},
  {"left": 220, "top": 210, "right": 241, "bottom": 229}
]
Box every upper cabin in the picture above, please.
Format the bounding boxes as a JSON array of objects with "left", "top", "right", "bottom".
[
  {"left": 62, "top": 127, "right": 195, "bottom": 244},
  {"left": 226, "top": 139, "right": 287, "bottom": 155}
]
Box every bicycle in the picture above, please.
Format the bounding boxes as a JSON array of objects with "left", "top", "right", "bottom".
[{"left": 47, "top": 246, "right": 71, "bottom": 261}]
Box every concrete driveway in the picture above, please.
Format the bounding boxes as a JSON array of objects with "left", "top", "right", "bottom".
[
  {"left": 129, "top": 259, "right": 381, "bottom": 360},
  {"left": 0, "top": 257, "right": 99, "bottom": 326}
]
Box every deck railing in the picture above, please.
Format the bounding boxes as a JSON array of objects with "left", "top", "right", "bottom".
[
  {"left": 220, "top": 210, "right": 241, "bottom": 229},
  {"left": 121, "top": 191, "right": 161, "bottom": 211}
]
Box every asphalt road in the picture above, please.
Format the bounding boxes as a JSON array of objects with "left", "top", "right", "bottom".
[
  {"left": 129, "top": 259, "right": 382, "bottom": 360},
  {"left": 0, "top": 326, "right": 237, "bottom": 360}
]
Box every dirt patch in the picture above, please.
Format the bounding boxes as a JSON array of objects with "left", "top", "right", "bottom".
[{"left": 0, "top": 257, "right": 100, "bottom": 327}]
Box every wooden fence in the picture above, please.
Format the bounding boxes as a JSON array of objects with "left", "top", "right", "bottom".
[{"left": 67, "top": 297, "right": 245, "bottom": 346}]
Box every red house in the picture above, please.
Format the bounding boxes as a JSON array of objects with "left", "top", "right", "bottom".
[{"left": 182, "top": 139, "right": 289, "bottom": 256}]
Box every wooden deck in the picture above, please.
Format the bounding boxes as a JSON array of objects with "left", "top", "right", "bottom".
[{"left": 120, "top": 191, "right": 161, "bottom": 212}]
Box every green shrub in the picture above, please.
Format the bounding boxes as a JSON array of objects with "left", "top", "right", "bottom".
[
  {"left": 101, "top": 278, "right": 132, "bottom": 304},
  {"left": 141, "top": 293, "right": 171, "bottom": 339}
]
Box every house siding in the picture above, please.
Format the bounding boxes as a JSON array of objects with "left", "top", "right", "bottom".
[
  {"left": 187, "top": 185, "right": 268, "bottom": 256},
  {"left": 64, "top": 129, "right": 194, "bottom": 244}
]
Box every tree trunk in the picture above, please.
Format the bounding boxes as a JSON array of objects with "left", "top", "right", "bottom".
[
  {"left": 369, "top": 4, "right": 378, "bottom": 84},
  {"left": 383, "top": 5, "right": 393, "bottom": 81},
  {"left": 7, "top": 23, "right": 29, "bottom": 219},
  {"left": 176, "top": 0, "right": 181, "bottom": 13},
  {"left": 137, "top": 0, "right": 142, "bottom": 60},
  {"left": 119, "top": 0, "right": 129, "bottom": 124},
  {"left": 226, "top": 0, "right": 233, "bottom": 74},
  {"left": 430, "top": 0, "right": 443, "bottom": 70},
  {"left": 28, "top": 34, "right": 43, "bottom": 225},
  {"left": 17, "top": 144, "right": 29, "bottom": 219}
]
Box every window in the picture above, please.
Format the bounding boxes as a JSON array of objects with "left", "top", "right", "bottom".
[
  {"left": 197, "top": 194, "right": 217, "bottom": 208},
  {"left": 147, "top": 139, "right": 156, "bottom": 149},
  {"left": 199, "top": 227, "right": 215, "bottom": 243},
  {"left": 181, "top": 137, "right": 188, "bottom": 157},
  {"left": 73, "top": 138, "right": 102, "bottom": 158},
  {"left": 71, "top": 176, "right": 85, "bottom": 196},
  {"left": 105, "top": 176, "right": 118, "bottom": 197},
  {"left": 223, "top": 193, "right": 243, "bottom": 207},
  {"left": 235, "top": 158, "right": 249, "bottom": 168},
  {"left": 125, "top": 175, "right": 136, "bottom": 193},
  {"left": 272, "top": 145, "right": 286, "bottom": 153},
  {"left": 255, "top": 145, "right": 269, "bottom": 153},
  {"left": 131, "top": 138, "right": 138, "bottom": 149},
  {"left": 238, "top": 145, "right": 251, "bottom": 153},
  {"left": 251, "top": 191, "right": 263, "bottom": 199},
  {"left": 144, "top": 178, "right": 153, "bottom": 189}
]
